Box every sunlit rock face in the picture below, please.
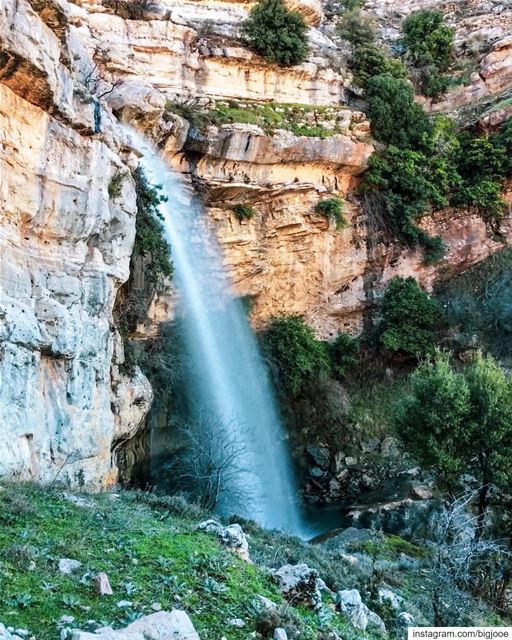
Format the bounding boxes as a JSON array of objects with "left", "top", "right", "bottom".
[
  {"left": 0, "top": 0, "right": 152, "bottom": 485},
  {"left": 1, "top": 0, "right": 511, "bottom": 483}
]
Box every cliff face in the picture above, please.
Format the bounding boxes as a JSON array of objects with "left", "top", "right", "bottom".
[
  {"left": 0, "top": 0, "right": 153, "bottom": 485},
  {"left": 0, "top": 0, "right": 511, "bottom": 483}
]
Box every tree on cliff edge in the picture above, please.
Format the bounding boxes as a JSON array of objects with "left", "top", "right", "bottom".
[{"left": 243, "top": 0, "right": 309, "bottom": 67}]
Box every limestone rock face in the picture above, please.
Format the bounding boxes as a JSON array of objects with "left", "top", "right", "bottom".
[
  {"left": 0, "top": 1, "right": 151, "bottom": 486},
  {"left": 336, "top": 589, "right": 386, "bottom": 632}
]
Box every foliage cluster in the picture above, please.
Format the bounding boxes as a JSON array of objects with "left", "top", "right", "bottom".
[
  {"left": 378, "top": 277, "right": 441, "bottom": 359},
  {"left": 233, "top": 203, "right": 256, "bottom": 221},
  {"left": 314, "top": 198, "right": 347, "bottom": 230},
  {"left": 395, "top": 351, "right": 512, "bottom": 519},
  {"left": 362, "top": 87, "right": 512, "bottom": 257},
  {"left": 132, "top": 167, "right": 173, "bottom": 290},
  {"left": 166, "top": 100, "right": 350, "bottom": 139},
  {"left": 339, "top": 6, "right": 510, "bottom": 259},
  {"left": 242, "top": 0, "right": 309, "bottom": 67},
  {"left": 337, "top": 8, "right": 377, "bottom": 48},
  {"left": 402, "top": 10, "right": 455, "bottom": 99},
  {"left": 263, "top": 315, "right": 358, "bottom": 395}
]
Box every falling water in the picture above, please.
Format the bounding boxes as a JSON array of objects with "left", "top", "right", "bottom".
[{"left": 127, "top": 129, "right": 302, "bottom": 532}]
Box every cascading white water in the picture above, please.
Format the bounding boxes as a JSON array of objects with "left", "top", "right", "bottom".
[{"left": 128, "top": 129, "right": 302, "bottom": 532}]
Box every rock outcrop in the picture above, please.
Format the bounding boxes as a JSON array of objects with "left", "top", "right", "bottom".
[
  {"left": 71, "top": 610, "right": 200, "bottom": 640},
  {"left": 0, "top": 0, "right": 152, "bottom": 486}
]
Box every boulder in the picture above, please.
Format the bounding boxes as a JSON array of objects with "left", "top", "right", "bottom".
[
  {"left": 94, "top": 572, "right": 113, "bottom": 596},
  {"left": 71, "top": 611, "right": 199, "bottom": 640},
  {"left": 273, "top": 563, "right": 322, "bottom": 608},
  {"left": 336, "top": 589, "right": 385, "bottom": 633},
  {"left": 274, "top": 629, "right": 288, "bottom": 640},
  {"left": 377, "top": 587, "right": 403, "bottom": 611},
  {"left": 58, "top": 559, "right": 82, "bottom": 575},
  {"left": 398, "top": 612, "right": 415, "bottom": 626},
  {"left": 227, "top": 619, "right": 245, "bottom": 628},
  {"left": 306, "top": 445, "right": 331, "bottom": 469},
  {"left": 197, "top": 520, "right": 250, "bottom": 562},
  {"left": 106, "top": 80, "right": 165, "bottom": 131}
]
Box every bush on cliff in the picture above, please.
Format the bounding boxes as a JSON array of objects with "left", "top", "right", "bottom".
[
  {"left": 378, "top": 276, "right": 441, "bottom": 358},
  {"left": 314, "top": 197, "right": 347, "bottom": 230},
  {"left": 349, "top": 44, "right": 407, "bottom": 87},
  {"left": 337, "top": 8, "right": 377, "bottom": 47},
  {"left": 133, "top": 167, "right": 173, "bottom": 289},
  {"left": 263, "top": 315, "right": 331, "bottom": 395},
  {"left": 243, "top": 0, "right": 309, "bottom": 67},
  {"left": 402, "top": 10, "right": 454, "bottom": 71},
  {"left": 328, "top": 333, "right": 359, "bottom": 380},
  {"left": 365, "top": 74, "right": 431, "bottom": 149},
  {"left": 401, "top": 10, "right": 454, "bottom": 99}
]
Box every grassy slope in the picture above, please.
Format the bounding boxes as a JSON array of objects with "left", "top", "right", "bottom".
[{"left": 0, "top": 483, "right": 377, "bottom": 640}]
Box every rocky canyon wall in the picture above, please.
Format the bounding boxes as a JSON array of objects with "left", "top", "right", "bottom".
[{"left": 0, "top": 0, "right": 511, "bottom": 484}]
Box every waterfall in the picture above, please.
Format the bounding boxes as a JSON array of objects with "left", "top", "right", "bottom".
[{"left": 127, "top": 129, "right": 302, "bottom": 533}]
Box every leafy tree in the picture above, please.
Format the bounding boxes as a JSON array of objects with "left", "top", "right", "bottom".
[
  {"left": 337, "top": 8, "right": 377, "bottom": 47},
  {"left": 451, "top": 133, "right": 508, "bottom": 224},
  {"left": 396, "top": 352, "right": 512, "bottom": 523},
  {"left": 349, "top": 44, "right": 407, "bottom": 87},
  {"left": 395, "top": 352, "right": 470, "bottom": 483},
  {"left": 243, "top": 0, "right": 308, "bottom": 67},
  {"left": 379, "top": 277, "right": 441, "bottom": 358},
  {"left": 365, "top": 74, "right": 431, "bottom": 148},
  {"left": 418, "top": 66, "right": 450, "bottom": 99},
  {"left": 402, "top": 10, "right": 454, "bottom": 70},
  {"left": 328, "top": 333, "right": 359, "bottom": 380},
  {"left": 464, "top": 353, "right": 512, "bottom": 519},
  {"left": 264, "top": 315, "right": 331, "bottom": 394}
]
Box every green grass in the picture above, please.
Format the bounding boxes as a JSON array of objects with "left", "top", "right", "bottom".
[
  {"left": 348, "top": 534, "right": 429, "bottom": 561},
  {"left": 167, "top": 100, "right": 352, "bottom": 138},
  {"left": 0, "top": 484, "right": 282, "bottom": 639},
  {"left": 0, "top": 484, "right": 384, "bottom": 640}
]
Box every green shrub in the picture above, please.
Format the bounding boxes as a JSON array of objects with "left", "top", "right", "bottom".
[
  {"left": 365, "top": 74, "right": 431, "bottom": 148},
  {"left": 451, "top": 133, "right": 509, "bottom": 224},
  {"left": 395, "top": 351, "right": 512, "bottom": 518},
  {"left": 379, "top": 276, "right": 441, "bottom": 358},
  {"left": 314, "top": 197, "right": 347, "bottom": 230},
  {"left": 133, "top": 167, "right": 173, "bottom": 289},
  {"left": 328, "top": 333, "right": 359, "bottom": 380},
  {"left": 233, "top": 203, "right": 256, "bottom": 221},
  {"left": 243, "top": 0, "right": 308, "bottom": 67},
  {"left": 264, "top": 315, "right": 331, "bottom": 395},
  {"left": 402, "top": 10, "right": 454, "bottom": 70},
  {"left": 337, "top": 9, "right": 377, "bottom": 47},
  {"left": 108, "top": 170, "right": 128, "bottom": 199},
  {"left": 349, "top": 44, "right": 407, "bottom": 87},
  {"left": 341, "top": 0, "right": 365, "bottom": 10},
  {"left": 362, "top": 145, "right": 448, "bottom": 258},
  {"left": 418, "top": 66, "right": 450, "bottom": 99}
]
